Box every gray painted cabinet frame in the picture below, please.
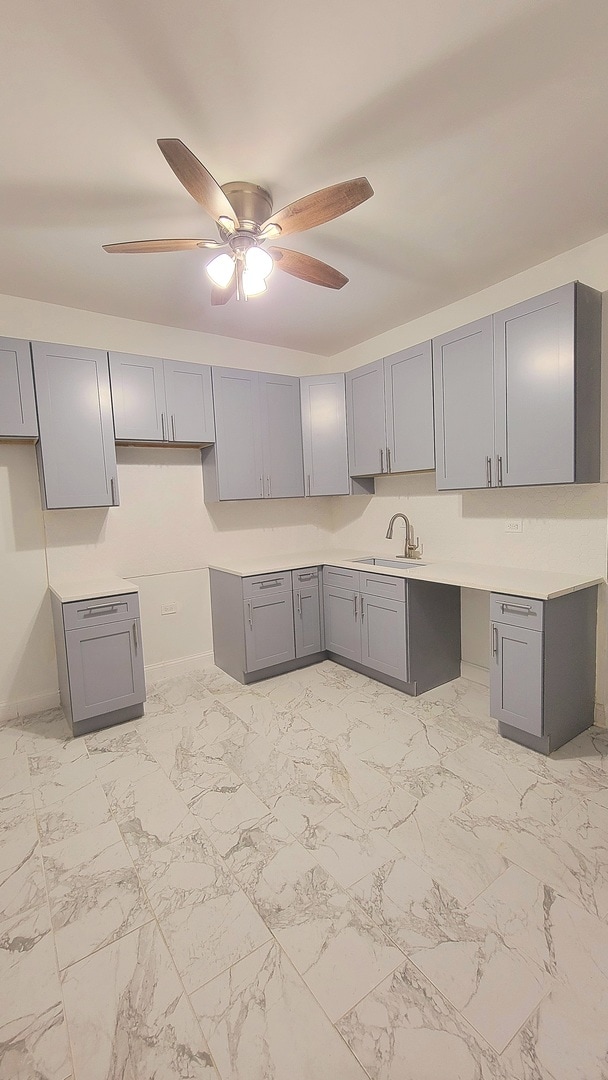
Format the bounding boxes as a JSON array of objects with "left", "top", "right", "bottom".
[
  {"left": 109, "top": 352, "right": 215, "bottom": 445},
  {"left": 0, "top": 337, "right": 38, "bottom": 438}
]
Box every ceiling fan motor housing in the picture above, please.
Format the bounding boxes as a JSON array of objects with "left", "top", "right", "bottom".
[{"left": 221, "top": 182, "right": 273, "bottom": 232}]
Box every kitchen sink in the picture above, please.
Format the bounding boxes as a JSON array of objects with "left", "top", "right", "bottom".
[{"left": 355, "top": 557, "right": 426, "bottom": 569}]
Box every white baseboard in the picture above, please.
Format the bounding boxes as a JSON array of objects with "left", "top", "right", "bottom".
[
  {"left": 145, "top": 651, "right": 214, "bottom": 685},
  {"left": 460, "top": 662, "right": 490, "bottom": 687},
  {"left": 0, "top": 690, "right": 61, "bottom": 725}
]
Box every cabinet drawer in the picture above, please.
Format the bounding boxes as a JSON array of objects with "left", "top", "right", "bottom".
[
  {"left": 359, "top": 570, "right": 406, "bottom": 602},
  {"left": 63, "top": 593, "right": 140, "bottom": 631},
  {"left": 322, "top": 566, "right": 360, "bottom": 590},
  {"left": 490, "top": 593, "right": 544, "bottom": 630},
  {"left": 242, "top": 572, "right": 292, "bottom": 598},
  {"left": 292, "top": 566, "right": 320, "bottom": 586}
]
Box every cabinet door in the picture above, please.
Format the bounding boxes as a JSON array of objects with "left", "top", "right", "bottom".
[
  {"left": 360, "top": 593, "right": 408, "bottom": 681},
  {"left": 293, "top": 585, "right": 323, "bottom": 657},
  {"left": 259, "top": 373, "right": 304, "bottom": 497},
  {"left": 164, "top": 360, "right": 215, "bottom": 444},
  {"left": 65, "top": 617, "right": 145, "bottom": 723},
  {"left": 493, "top": 283, "right": 575, "bottom": 487},
  {"left": 384, "top": 343, "right": 435, "bottom": 473},
  {"left": 323, "top": 585, "right": 360, "bottom": 661},
  {"left": 0, "top": 338, "right": 38, "bottom": 438},
  {"left": 244, "top": 592, "right": 295, "bottom": 672},
  {"left": 432, "top": 317, "right": 494, "bottom": 490},
  {"left": 32, "top": 342, "right": 119, "bottom": 509},
  {"left": 300, "top": 373, "right": 349, "bottom": 495},
  {"left": 211, "top": 367, "right": 264, "bottom": 500},
  {"left": 109, "top": 352, "right": 166, "bottom": 441},
  {"left": 345, "top": 359, "right": 386, "bottom": 476},
  {"left": 490, "top": 622, "right": 543, "bottom": 736}
]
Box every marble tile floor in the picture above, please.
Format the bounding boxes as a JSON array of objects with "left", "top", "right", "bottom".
[{"left": 1, "top": 661, "right": 608, "bottom": 1079}]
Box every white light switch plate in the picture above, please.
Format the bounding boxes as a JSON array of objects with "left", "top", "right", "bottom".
[
  {"left": 161, "top": 603, "right": 178, "bottom": 615},
  {"left": 505, "top": 520, "right": 523, "bottom": 533}
]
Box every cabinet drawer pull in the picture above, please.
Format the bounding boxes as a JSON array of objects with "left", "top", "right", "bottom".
[
  {"left": 486, "top": 456, "right": 492, "bottom": 487},
  {"left": 360, "top": 596, "right": 365, "bottom": 621},
  {"left": 491, "top": 624, "right": 498, "bottom": 657},
  {"left": 354, "top": 594, "right": 358, "bottom": 619},
  {"left": 297, "top": 573, "right": 316, "bottom": 581},
  {"left": 171, "top": 414, "right": 176, "bottom": 441},
  {"left": 132, "top": 620, "right": 139, "bottom": 651},
  {"left": 380, "top": 448, "right": 384, "bottom": 473},
  {"left": 386, "top": 447, "right": 391, "bottom": 473},
  {"left": 85, "top": 603, "right": 117, "bottom": 615},
  {"left": 297, "top": 590, "right": 301, "bottom": 615},
  {"left": 259, "top": 578, "right": 284, "bottom": 588},
  {"left": 500, "top": 602, "right": 533, "bottom": 614},
  {"left": 497, "top": 454, "right": 503, "bottom": 486},
  {"left": 247, "top": 601, "right": 253, "bottom": 629}
]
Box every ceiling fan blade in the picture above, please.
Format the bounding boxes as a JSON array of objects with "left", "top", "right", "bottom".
[
  {"left": 103, "top": 238, "right": 223, "bottom": 253},
  {"left": 261, "top": 177, "right": 373, "bottom": 238},
  {"left": 269, "top": 247, "right": 348, "bottom": 289},
  {"left": 211, "top": 278, "right": 237, "bottom": 306},
  {"left": 157, "top": 139, "right": 238, "bottom": 227}
]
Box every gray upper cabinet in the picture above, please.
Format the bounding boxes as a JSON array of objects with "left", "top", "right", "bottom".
[
  {"left": 109, "top": 352, "right": 214, "bottom": 445},
  {"left": 433, "top": 316, "right": 495, "bottom": 490},
  {"left": 300, "top": 373, "right": 349, "bottom": 496},
  {"left": 346, "top": 359, "right": 385, "bottom": 476},
  {"left": 204, "top": 367, "right": 303, "bottom": 501},
  {"left": 384, "top": 343, "right": 435, "bottom": 474},
  {"left": 259, "top": 372, "right": 304, "bottom": 498},
  {"left": 433, "top": 283, "right": 601, "bottom": 490},
  {"left": 32, "top": 342, "right": 119, "bottom": 509},
  {"left": 346, "top": 345, "right": 435, "bottom": 478},
  {"left": 0, "top": 337, "right": 38, "bottom": 438}
]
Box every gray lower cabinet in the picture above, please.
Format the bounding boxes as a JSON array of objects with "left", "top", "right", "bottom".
[
  {"left": 51, "top": 590, "right": 146, "bottom": 735},
  {"left": 244, "top": 591, "right": 296, "bottom": 671},
  {"left": 203, "top": 367, "right": 303, "bottom": 501},
  {"left": 32, "top": 341, "right": 119, "bottom": 509},
  {"left": 433, "top": 283, "right": 602, "bottom": 490},
  {"left": 300, "top": 373, "right": 349, "bottom": 496},
  {"left": 490, "top": 588, "right": 597, "bottom": 753},
  {"left": 292, "top": 567, "right": 323, "bottom": 656},
  {"left": 0, "top": 337, "right": 38, "bottom": 438},
  {"left": 360, "top": 592, "right": 408, "bottom": 682},
  {"left": 109, "top": 352, "right": 215, "bottom": 445},
  {"left": 323, "top": 584, "right": 360, "bottom": 661}
]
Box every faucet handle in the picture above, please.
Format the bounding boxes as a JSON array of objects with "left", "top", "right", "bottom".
[{"left": 407, "top": 536, "right": 422, "bottom": 559}]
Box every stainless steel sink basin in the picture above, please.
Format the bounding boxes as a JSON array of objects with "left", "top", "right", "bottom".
[{"left": 355, "top": 557, "right": 426, "bottom": 569}]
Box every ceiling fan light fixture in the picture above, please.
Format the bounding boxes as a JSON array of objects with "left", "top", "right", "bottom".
[
  {"left": 217, "top": 215, "right": 237, "bottom": 235},
  {"left": 206, "top": 252, "right": 235, "bottom": 288},
  {"left": 245, "top": 246, "right": 273, "bottom": 279},
  {"left": 259, "top": 222, "right": 282, "bottom": 241},
  {"left": 242, "top": 269, "right": 267, "bottom": 297}
]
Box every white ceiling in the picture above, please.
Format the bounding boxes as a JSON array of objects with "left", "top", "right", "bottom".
[{"left": 2, "top": 0, "right": 608, "bottom": 355}]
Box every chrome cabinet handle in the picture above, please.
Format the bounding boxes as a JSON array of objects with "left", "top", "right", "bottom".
[
  {"left": 266, "top": 475, "right": 272, "bottom": 497},
  {"left": 132, "top": 620, "right": 139, "bottom": 652},
  {"left": 259, "top": 579, "right": 283, "bottom": 589},
  {"left": 486, "top": 456, "right": 492, "bottom": 487},
  {"left": 297, "top": 573, "right": 316, "bottom": 581},
  {"left": 500, "top": 602, "right": 533, "bottom": 614},
  {"left": 380, "top": 448, "right": 384, "bottom": 473},
  {"left": 247, "top": 601, "right": 253, "bottom": 629},
  {"left": 171, "top": 414, "right": 176, "bottom": 441},
  {"left": 360, "top": 596, "right": 365, "bottom": 621},
  {"left": 161, "top": 413, "right": 166, "bottom": 441},
  {"left": 110, "top": 477, "right": 116, "bottom": 505},
  {"left": 297, "top": 590, "right": 301, "bottom": 615},
  {"left": 354, "top": 594, "right": 358, "bottom": 619},
  {"left": 491, "top": 624, "right": 498, "bottom": 657},
  {"left": 85, "top": 603, "right": 117, "bottom": 615},
  {"left": 497, "top": 454, "right": 503, "bottom": 486},
  {"left": 307, "top": 474, "right": 311, "bottom": 496},
  {"left": 386, "top": 447, "right": 391, "bottom": 473},
  {"left": 260, "top": 475, "right": 263, "bottom": 497}
]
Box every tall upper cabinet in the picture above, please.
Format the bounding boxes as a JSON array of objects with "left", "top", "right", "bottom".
[
  {"left": 203, "top": 367, "right": 304, "bottom": 501},
  {"left": 32, "top": 342, "right": 119, "bottom": 509},
  {"left": 433, "top": 283, "right": 602, "bottom": 490},
  {"left": 109, "top": 352, "right": 214, "bottom": 444},
  {"left": 0, "top": 337, "right": 38, "bottom": 438},
  {"left": 346, "top": 342, "right": 435, "bottom": 477},
  {"left": 300, "top": 373, "right": 350, "bottom": 496}
]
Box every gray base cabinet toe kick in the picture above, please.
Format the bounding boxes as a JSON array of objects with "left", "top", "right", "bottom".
[
  {"left": 51, "top": 590, "right": 146, "bottom": 736},
  {"left": 490, "top": 588, "right": 597, "bottom": 753},
  {"left": 210, "top": 567, "right": 324, "bottom": 684}
]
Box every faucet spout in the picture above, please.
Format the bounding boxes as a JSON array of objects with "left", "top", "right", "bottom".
[{"left": 385, "top": 513, "right": 422, "bottom": 559}]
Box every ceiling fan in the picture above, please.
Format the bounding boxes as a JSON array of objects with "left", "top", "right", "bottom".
[{"left": 103, "top": 139, "right": 374, "bottom": 303}]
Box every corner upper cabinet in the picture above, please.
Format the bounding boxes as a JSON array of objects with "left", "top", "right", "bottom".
[
  {"left": 346, "top": 344, "right": 435, "bottom": 477},
  {"left": 0, "top": 337, "right": 38, "bottom": 438},
  {"left": 433, "top": 283, "right": 601, "bottom": 490},
  {"left": 300, "top": 373, "right": 349, "bottom": 496},
  {"left": 203, "top": 366, "right": 303, "bottom": 501},
  {"left": 109, "top": 352, "right": 214, "bottom": 445},
  {"left": 31, "top": 341, "right": 119, "bottom": 509}
]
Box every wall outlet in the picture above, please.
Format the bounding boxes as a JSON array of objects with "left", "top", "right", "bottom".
[
  {"left": 161, "top": 603, "right": 178, "bottom": 615},
  {"left": 505, "top": 520, "right": 523, "bottom": 533}
]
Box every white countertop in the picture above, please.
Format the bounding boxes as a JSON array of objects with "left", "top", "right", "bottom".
[
  {"left": 208, "top": 550, "right": 603, "bottom": 600},
  {"left": 49, "top": 577, "right": 139, "bottom": 604}
]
